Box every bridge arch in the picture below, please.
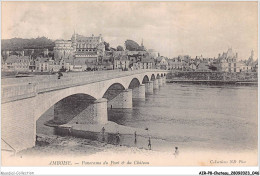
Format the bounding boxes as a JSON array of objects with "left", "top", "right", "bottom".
[
  {"left": 151, "top": 74, "right": 155, "bottom": 81},
  {"left": 35, "top": 87, "right": 99, "bottom": 121},
  {"left": 36, "top": 93, "right": 97, "bottom": 125},
  {"left": 102, "top": 83, "right": 126, "bottom": 101},
  {"left": 128, "top": 78, "right": 141, "bottom": 89},
  {"left": 142, "top": 75, "right": 149, "bottom": 84}
]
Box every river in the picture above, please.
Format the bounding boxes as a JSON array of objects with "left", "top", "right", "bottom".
[{"left": 37, "top": 83, "right": 258, "bottom": 153}]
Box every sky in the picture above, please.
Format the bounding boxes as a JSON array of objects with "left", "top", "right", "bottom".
[{"left": 1, "top": 1, "right": 258, "bottom": 60}]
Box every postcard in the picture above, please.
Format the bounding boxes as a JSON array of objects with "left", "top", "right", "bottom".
[{"left": 1, "top": 1, "right": 259, "bottom": 175}]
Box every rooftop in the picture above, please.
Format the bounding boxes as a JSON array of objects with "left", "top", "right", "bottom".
[{"left": 5, "top": 55, "right": 30, "bottom": 63}]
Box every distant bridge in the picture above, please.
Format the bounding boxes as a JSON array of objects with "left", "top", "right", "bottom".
[{"left": 1, "top": 69, "right": 169, "bottom": 152}]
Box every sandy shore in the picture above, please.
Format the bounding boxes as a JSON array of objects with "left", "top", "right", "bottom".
[
  {"left": 2, "top": 122, "right": 258, "bottom": 166},
  {"left": 2, "top": 132, "right": 258, "bottom": 166},
  {"left": 62, "top": 121, "right": 150, "bottom": 136}
]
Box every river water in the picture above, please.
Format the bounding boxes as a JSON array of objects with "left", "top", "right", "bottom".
[{"left": 37, "top": 83, "right": 258, "bottom": 153}]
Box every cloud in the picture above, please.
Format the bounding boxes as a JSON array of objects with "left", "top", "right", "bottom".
[{"left": 1, "top": 1, "right": 258, "bottom": 59}]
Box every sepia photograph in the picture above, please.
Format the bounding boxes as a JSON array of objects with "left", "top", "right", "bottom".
[{"left": 1, "top": 1, "right": 259, "bottom": 175}]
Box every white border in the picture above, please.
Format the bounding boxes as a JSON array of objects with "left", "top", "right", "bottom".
[{"left": 0, "top": 0, "right": 259, "bottom": 175}]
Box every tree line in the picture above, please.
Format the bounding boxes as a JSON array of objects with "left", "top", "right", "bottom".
[
  {"left": 2, "top": 37, "right": 145, "bottom": 52},
  {"left": 1, "top": 37, "right": 55, "bottom": 51}
]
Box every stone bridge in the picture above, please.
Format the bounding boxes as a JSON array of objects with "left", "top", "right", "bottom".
[{"left": 1, "top": 69, "right": 169, "bottom": 152}]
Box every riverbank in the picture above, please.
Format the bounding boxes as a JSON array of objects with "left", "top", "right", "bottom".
[
  {"left": 167, "top": 79, "right": 258, "bottom": 85},
  {"left": 60, "top": 121, "right": 149, "bottom": 137},
  {"left": 2, "top": 133, "right": 257, "bottom": 166},
  {"left": 167, "top": 71, "right": 258, "bottom": 84}
]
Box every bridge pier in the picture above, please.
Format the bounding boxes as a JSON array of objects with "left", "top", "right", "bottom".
[
  {"left": 145, "top": 81, "right": 154, "bottom": 94},
  {"left": 132, "top": 84, "right": 145, "bottom": 99},
  {"left": 162, "top": 76, "right": 167, "bottom": 84},
  {"left": 108, "top": 89, "right": 132, "bottom": 108},
  {"left": 92, "top": 98, "right": 108, "bottom": 124},
  {"left": 1, "top": 97, "right": 36, "bottom": 152},
  {"left": 153, "top": 79, "right": 159, "bottom": 89},
  {"left": 158, "top": 77, "right": 163, "bottom": 86},
  {"left": 68, "top": 98, "right": 108, "bottom": 124}
]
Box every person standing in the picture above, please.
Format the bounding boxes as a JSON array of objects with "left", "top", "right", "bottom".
[
  {"left": 101, "top": 127, "right": 105, "bottom": 135},
  {"left": 148, "top": 137, "right": 151, "bottom": 150},
  {"left": 116, "top": 132, "right": 120, "bottom": 146},
  {"left": 134, "top": 131, "right": 137, "bottom": 144},
  {"left": 101, "top": 127, "right": 105, "bottom": 142},
  {"left": 174, "top": 147, "right": 179, "bottom": 157},
  {"left": 57, "top": 71, "right": 63, "bottom": 79}
]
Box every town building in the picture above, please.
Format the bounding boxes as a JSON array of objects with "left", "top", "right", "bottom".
[
  {"left": 238, "top": 61, "right": 252, "bottom": 72},
  {"left": 197, "top": 61, "right": 210, "bottom": 72},
  {"left": 140, "top": 58, "right": 154, "bottom": 69},
  {"left": 237, "top": 50, "right": 257, "bottom": 73},
  {"left": 217, "top": 48, "right": 239, "bottom": 72},
  {"left": 73, "top": 33, "right": 105, "bottom": 64},
  {"left": 29, "top": 60, "right": 36, "bottom": 72},
  {"left": 189, "top": 63, "right": 197, "bottom": 71},
  {"left": 252, "top": 61, "right": 258, "bottom": 72},
  {"left": 35, "top": 57, "right": 51, "bottom": 72},
  {"left": 53, "top": 33, "right": 106, "bottom": 70},
  {"left": 114, "top": 55, "right": 130, "bottom": 70},
  {"left": 24, "top": 48, "right": 49, "bottom": 57},
  {"left": 147, "top": 49, "right": 159, "bottom": 58},
  {"left": 3, "top": 55, "right": 30, "bottom": 72},
  {"left": 155, "top": 56, "right": 168, "bottom": 70},
  {"left": 133, "top": 56, "right": 154, "bottom": 70},
  {"left": 1, "top": 50, "right": 25, "bottom": 62},
  {"left": 53, "top": 40, "right": 74, "bottom": 60},
  {"left": 168, "top": 58, "right": 183, "bottom": 70}
]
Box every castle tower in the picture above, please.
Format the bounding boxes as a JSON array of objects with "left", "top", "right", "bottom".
[
  {"left": 251, "top": 50, "right": 254, "bottom": 60},
  {"left": 72, "top": 30, "right": 77, "bottom": 52}
]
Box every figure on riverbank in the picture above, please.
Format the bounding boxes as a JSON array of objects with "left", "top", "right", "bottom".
[
  {"left": 134, "top": 131, "right": 137, "bottom": 144},
  {"left": 148, "top": 137, "right": 151, "bottom": 150},
  {"left": 101, "top": 127, "right": 105, "bottom": 142},
  {"left": 116, "top": 132, "right": 120, "bottom": 145},
  {"left": 174, "top": 147, "right": 179, "bottom": 157},
  {"left": 101, "top": 127, "right": 105, "bottom": 135},
  {"left": 57, "top": 71, "right": 63, "bottom": 79}
]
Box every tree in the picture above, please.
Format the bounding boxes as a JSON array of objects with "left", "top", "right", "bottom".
[
  {"left": 104, "top": 41, "right": 110, "bottom": 51},
  {"left": 1, "top": 37, "right": 55, "bottom": 51},
  {"left": 125, "top": 40, "right": 140, "bottom": 51},
  {"left": 117, "top": 45, "right": 124, "bottom": 51}
]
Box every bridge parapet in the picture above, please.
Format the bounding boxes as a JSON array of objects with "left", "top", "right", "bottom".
[
  {"left": 1, "top": 84, "right": 37, "bottom": 103},
  {"left": 2, "top": 69, "right": 169, "bottom": 103}
]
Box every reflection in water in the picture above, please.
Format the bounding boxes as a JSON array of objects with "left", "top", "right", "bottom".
[{"left": 37, "top": 83, "right": 258, "bottom": 152}]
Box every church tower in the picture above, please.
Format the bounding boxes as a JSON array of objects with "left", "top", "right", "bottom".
[
  {"left": 72, "top": 30, "right": 77, "bottom": 52},
  {"left": 248, "top": 50, "right": 254, "bottom": 63},
  {"left": 251, "top": 50, "right": 254, "bottom": 60},
  {"left": 140, "top": 38, "right": 146, "bottom": 51}
]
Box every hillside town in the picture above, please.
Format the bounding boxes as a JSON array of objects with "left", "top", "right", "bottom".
[{"left": 1, "top": 33, "right": 258, "bottom": 74}]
